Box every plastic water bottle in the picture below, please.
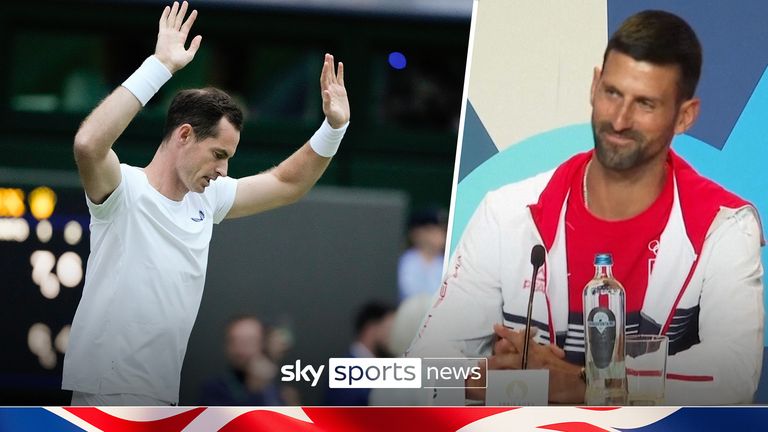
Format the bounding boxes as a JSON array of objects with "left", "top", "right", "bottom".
[{"left": 583, "top": 253, "right": 627, "bottom": 405}]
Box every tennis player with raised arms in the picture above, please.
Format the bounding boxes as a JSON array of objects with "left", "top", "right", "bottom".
[{"left": 63, "top": 1, "right": 350, "bottom": 406}]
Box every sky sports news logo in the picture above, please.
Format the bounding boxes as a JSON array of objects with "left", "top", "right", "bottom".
[{"left": 281, "top": 358, "right": 487, "bottom": 389}]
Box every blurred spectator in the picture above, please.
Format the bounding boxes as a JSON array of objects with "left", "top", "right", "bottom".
[
  {"left": 200, "top": 315, "right": 284, "bottom": 405},
  {"left": 398, "top": 208, "right": 447, "bottom": 301},
  {"left": 352, "top": 302, "right": 396, "bottom": 360},
  {"left": 265, "top": 325, "right": 294, "bottom": 365},
  {"left": 264, "top": 324, "right": 302, "bottom": 405},
  {"left": 325, "top": 301, "right": 395, "bottom": 406}
]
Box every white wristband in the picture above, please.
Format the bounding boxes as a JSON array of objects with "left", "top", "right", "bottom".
[
  {"left": 309, "top": 118, "right": 349, "bottom": 158},
  {"left": 121, "top": 56, "right": 172, "bottom": 106}
]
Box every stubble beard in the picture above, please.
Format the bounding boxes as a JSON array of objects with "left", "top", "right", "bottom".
[{"left": 592, "top": 120, "right": 648, "bottom": 172}]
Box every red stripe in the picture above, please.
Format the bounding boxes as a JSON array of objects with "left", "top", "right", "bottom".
[
  {"left": 575, "top": 407, "right": 621, "bottom": 411},
  {"left": 626, "top": 368, "right": 663, "bottom": 377},
  {"left": 218, "top": 410, "right": 324, "bottom": 432},
  {"left": 666, "top": 373, "right": 714, "bottom": 382},
  {"left": 538, "top": 421, "right": 612, "bottom": 432},
  {"left": 303, "top": 407, "right": 515, "bottom": 432},
  {"left": 661, "top": 258, "right": 699, "bottom": 335}
]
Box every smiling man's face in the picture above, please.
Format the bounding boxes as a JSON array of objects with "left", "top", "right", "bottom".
[{"left": 590, "top": 50, "right": 685, "bottom": 172}]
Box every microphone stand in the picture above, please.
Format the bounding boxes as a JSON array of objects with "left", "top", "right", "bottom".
[{"left": 522, "top": 245, "right": 545, "bottom": 370}]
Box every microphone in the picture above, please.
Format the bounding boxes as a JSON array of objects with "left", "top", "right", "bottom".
[{"left": 522, "top": 244, "right": 546, "bottom": 370}]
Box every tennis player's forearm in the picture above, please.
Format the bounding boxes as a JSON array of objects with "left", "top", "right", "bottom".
[{"left": 271, "top": 143, "right": 332, "bottom": 202}]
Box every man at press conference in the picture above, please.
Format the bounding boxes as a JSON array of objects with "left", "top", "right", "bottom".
[{"left": 408, "top": 10, "right": 765, "bottom": 405}]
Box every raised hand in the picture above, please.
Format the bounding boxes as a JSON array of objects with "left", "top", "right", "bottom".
[
  {"left": 154, "top": 1, "right": 202, "bottom": 73},
  {"left": 320, "top": 54, "right": 350, "bottom": 128}
]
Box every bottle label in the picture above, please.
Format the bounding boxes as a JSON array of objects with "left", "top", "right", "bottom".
[{"left": 587, "top": 307, "right": 616, "bottom": 369}]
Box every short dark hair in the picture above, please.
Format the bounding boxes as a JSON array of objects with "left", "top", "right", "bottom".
[
  {"left": 408, "top": 207, "right": 448, "bottom": 230},
  {"left": 604, "top": 10, "right": 702, "bottom": 101},
  {"left": 163, "top": 87, "right": 244, "bottom": 142},
  {"left": 354, "top": 301, "right": 395, "bottom": 336}
]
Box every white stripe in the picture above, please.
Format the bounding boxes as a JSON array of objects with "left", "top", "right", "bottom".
[
  {"left": 502, "top": 322, "right": 525, "bottom": 331},
  {"left": 666, "top": 328, "right": 688, "bottom": 336},
  {"left": 458, "top": 406, "right": 680, "bottom": 431},
  {"left": 183, "top": 407, "right": 313, "bottom": 432},
  {"left": 668, "top": 321, "right": 691, "bottom": 328},
  {"left": 44, "top": 407, "right": 103, "bottom": 432}
]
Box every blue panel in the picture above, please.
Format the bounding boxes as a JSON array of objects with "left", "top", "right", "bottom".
[
  {"left": 607, "top": 1, "right": 768, "bottom": 150},
  {"left": 457, "top": 101, "right": 499, "bottom": 181},
  {"left": 0, "top": 408, "right": 84, "bottom": 432},
  {"left": 616, "top": 407, "right": 768, "bottom": 431}
]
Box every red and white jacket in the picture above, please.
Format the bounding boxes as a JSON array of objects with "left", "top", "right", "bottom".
[{"left": 409, "top": 151, "right": 764, "bottom": 404}]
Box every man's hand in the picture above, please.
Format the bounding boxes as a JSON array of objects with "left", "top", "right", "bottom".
[
  {"left": 155, "top": 1, "right": 202, "bottom": 74},
  {"left": 489, "top": 324, "right": 566, "bottom": 370},
  {"left": 489, "top": 324, "right": 584, "bottom": 404},
  {"left": 320, "top": 54, "right": 350, "bottom": 128}
]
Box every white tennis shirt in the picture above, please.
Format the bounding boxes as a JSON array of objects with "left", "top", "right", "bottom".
[{"left": 62, "top": 164, "right": 237, "bottom": 403}]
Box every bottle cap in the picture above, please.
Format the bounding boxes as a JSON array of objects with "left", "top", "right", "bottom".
[{"left": 594, "top": 253, "right": 613, "bottom": 266}]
